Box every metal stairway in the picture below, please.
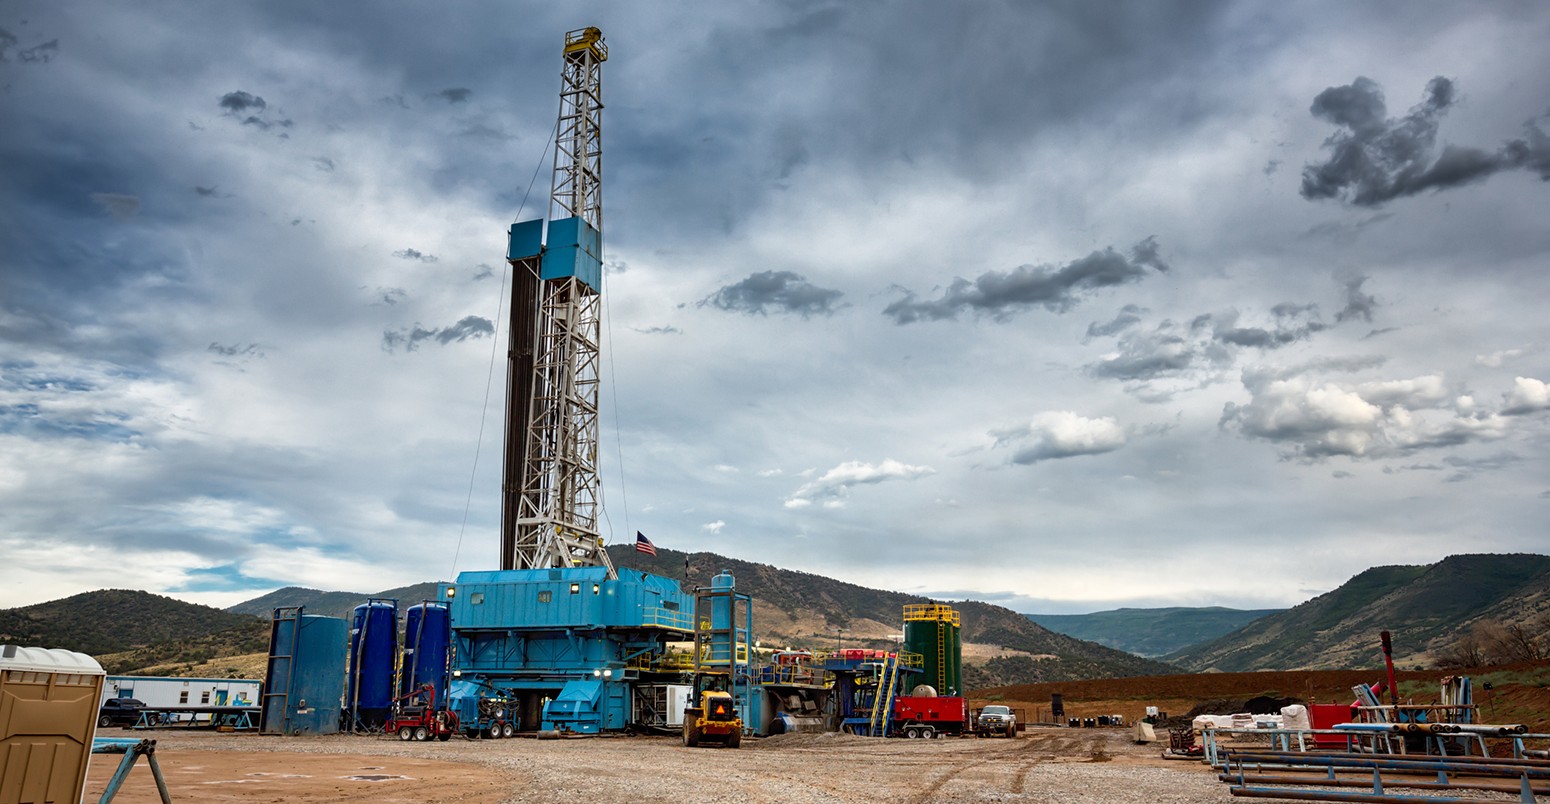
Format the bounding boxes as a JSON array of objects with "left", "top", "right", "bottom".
[{"left": 867, "top": 654, "right": 900, "bottom": 737}]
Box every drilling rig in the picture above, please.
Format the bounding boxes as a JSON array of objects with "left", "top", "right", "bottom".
[
  {"left": 500, "top": 26, "right": 615, "bottom": 578},
  {"left": 439, "top": 27, "right": 710, "bottom": 737}
]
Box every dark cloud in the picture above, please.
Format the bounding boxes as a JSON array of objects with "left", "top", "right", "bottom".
[
  {"left": 373, "top": 287, "right": 407, "bottom": 306},
  {"left": 219, "top": 90, "right": 292, "bottom": 132},
  {"left": 381, "top": 316, "right": 494, "bottom": 352},
  {"left": 1301, "top": 76, "right": 1550, "bottom": 206},
  {"left": 193, "top": 186, "right": 218, "bottom": 197},
  {"left": 696, "top": 270, "right": 844, "bottom": 318},
  {"left": 1335, "top": 276, "right": 1377, "bottom": 323},
  {"left": 312, "top": 157, "right": 335, "bottom": 173},
  {"left": 1209, "top": 304, "right": 1327, "bottom": 349},
  {"left": 437, "top": 88, "right": 472, "bottom": 103},
  {"left": 884, "top": 237, "right": 1167, "bottom": 324},
  {"left": 1085, "top": 305, "right": 1146, "bottom": 340},
  {"left": 392, "top": 248, "right": 438, "bottom": 263},
  {"left": 635, "top": 325, "right": 683, "bottom": 335},
  {"left": 219, "top": 91, "right": 267, "bottom": 114},
  {"left": 1089, "top": 326, "right": 1197, "bottom": 381},
  {"left": 471, "top": 264, "right": 495, "bottom": 281},
  {"left": 207, "top": 342, "right": 264, "bottom": 359},
  {"left": 240, "top": 115, "right": 293, "bottom": 132}
]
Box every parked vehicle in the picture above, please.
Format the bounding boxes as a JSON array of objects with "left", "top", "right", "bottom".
[
  {"left": 98, "top": 698, "right": 146, "bottom": 728},
  {"left": 975, "top": 704, "right": 1017, "bottom": 737}
]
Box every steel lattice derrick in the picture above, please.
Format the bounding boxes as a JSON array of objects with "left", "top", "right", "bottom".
[
  {"left": 551, "top": 29, "right": 605, "bottom": 232},
  {"left": 498, "top": 28, "right": 614, "bottom": 578},
  {"left": 512, "top": 277, "right": 613, "bottom": 576}
]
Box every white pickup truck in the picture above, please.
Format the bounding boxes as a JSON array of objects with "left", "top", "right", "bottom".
[{"left": 974, "top": 704, "right": 1017, "bottom": 737}]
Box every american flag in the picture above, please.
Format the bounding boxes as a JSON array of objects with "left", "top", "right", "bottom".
[{"left": 634, "top": 531, "right": 657, "bottom": 556}]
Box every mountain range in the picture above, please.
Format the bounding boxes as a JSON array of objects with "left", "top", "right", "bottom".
[
  {"left": 5, "top": 551, "right": 1544, "bottom": 681},
  {"left": 1027, "top": 607, "right": 1283, "bottom": 657},
  {"left": 1168, "top": 553, "right": 1550, "bottom": 671}
]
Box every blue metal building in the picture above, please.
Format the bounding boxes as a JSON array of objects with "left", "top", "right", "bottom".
[{"left": 441, "top": 566, "right": 694, "bottom": 734}]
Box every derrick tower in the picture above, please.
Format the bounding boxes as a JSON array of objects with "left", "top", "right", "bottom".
[{"left": 500, "top": 27, "right": 615, "bottom": 577}]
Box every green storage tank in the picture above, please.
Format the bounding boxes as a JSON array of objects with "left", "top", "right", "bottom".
[{"left": 902, "top": 604, "right": 961, "bottom": 695}]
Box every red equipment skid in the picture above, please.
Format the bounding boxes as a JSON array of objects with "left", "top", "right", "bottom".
[
  {"left": 892, "top": 696, "right": 969, "bottom": 737},
  {"left": 385, "top": 683, "right": 460, "bottom": 742}
]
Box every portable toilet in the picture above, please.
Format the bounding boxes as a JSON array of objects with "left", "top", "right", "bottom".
[{"left": 0, "top": 644, "right": 106, "bottom": 804}]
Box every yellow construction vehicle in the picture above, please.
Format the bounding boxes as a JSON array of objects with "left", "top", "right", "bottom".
[{"left": 682, "top": 684, "right": 742, "bottom": 748}]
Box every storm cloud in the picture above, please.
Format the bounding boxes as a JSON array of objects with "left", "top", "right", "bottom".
[
  {"left": 884, "top": 238, "right": 1167, "bottom": 324},
  {"left": 696, "top": 271, "right": 844, "bottom": 318},
  {"left": 1301, "top": 76, "right": 1550, "bottom": 206},
  {"left": 381, "top": 316, "right": 494, "bottom": 352}
]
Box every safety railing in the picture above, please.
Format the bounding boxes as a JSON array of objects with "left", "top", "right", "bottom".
[{"left": 640, "top": 606, "right": 693, "bottom": 631}]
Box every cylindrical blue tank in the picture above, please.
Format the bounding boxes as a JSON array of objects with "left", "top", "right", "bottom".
[
  {"left": 262, "top": 613, "right": 347, "bottom": 735},
  {"left": 399, "top": 602, "right": 451, "bottom": 703},
  {"left": 346, "top": 600, "right": 397, "bottom": 729}
]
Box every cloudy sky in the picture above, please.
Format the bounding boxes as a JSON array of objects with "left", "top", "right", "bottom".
[{"left": 4, "top": 2, "right": 1548, "bottom": 615}]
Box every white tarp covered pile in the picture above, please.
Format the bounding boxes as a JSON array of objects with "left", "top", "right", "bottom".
[{"left": 1194, "top": 705, "right": 1306, "bottom": 733}]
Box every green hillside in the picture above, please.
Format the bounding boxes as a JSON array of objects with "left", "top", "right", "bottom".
[
  {"left": 0, "top": 589, "right": 262, "bottom": 656},
  {"left": 1170, "top": 553, "right": 1550, "bottom": 671},
  {"left": 1027, "top": 607, "right": 1283, "bottom": 657}
]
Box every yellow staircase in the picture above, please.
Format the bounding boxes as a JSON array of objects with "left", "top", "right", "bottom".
[{"left": 868, "top": 654, "right": 899, "bottom": 737}]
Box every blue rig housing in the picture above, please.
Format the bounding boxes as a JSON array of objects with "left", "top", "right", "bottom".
[
  {"left": 507, "top": 216, "right": 602, "bottom": 292},
  {"left": 440, "top": 567, "right": 693, "bottom": 734}
]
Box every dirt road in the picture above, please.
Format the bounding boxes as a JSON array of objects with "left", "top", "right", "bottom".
[{"left": 85, "top": 727, "right": 1226, "bottom": 803}]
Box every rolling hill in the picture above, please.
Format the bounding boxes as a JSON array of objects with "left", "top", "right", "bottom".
[
  {"left": 227, "top": 582, "right": 443, "bottom": 620},
  {"left": 1169, "top": 553, "right": 1550, "bottom": 671},
  {"left": 1026, "top": 607, "right": 1282, "bottom": 657},
  {"left": 0, "top": 589, "right": 262, "bottom": 656}
]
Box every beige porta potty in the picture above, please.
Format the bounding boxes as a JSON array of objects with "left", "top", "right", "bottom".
[{"left": 0, "top": 644, "right": 106, "bottom": 804}]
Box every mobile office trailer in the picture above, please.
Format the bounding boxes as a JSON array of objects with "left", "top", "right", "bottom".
[{"left": 103, "top": 676, "right": 261, "bottom": 711}]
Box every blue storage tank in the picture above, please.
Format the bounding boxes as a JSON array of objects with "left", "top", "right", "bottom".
[
  {"left": 346, "top": 600, "right": 397, "bottom": 729},
  {"left": 400, "top": 602, "right": 451, "bottom": 703},
  {"left": 261, "top": 612, "right": 347, "bottom": 735}
]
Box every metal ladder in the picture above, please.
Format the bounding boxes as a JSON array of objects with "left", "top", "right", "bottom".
[
  {"left": 868, "top": 654, "right": 899, "bottom": 737},
  {"left": 260, "top": 606, "right": 303, "bottom": 735},
  {"left": 936, "top": 623, "right": 947, "bottom": 690}
]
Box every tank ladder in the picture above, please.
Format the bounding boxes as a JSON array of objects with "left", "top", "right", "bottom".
[
  {"left": 867, "top": 654, "right": 899, "bottom": 737},
  {"left": 261, "top": 606, "right": 303, "bottom": 735},
  {"left": 935, "top": 626, "right": 947, "bottom": 691}
]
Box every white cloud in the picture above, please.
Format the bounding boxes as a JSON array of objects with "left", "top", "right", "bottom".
[
  {"left": 1503, "top": 377, "right": 1550, "bottom": 415},
  {"left": 785, "top": 459, "right": 936, "bottom": 508},
  {"left": 1223, "top": 372, "right": 1522, "bottom": 459},
  {"left": 992, "top": 412, "right": 1128, "bottom": 464}
]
